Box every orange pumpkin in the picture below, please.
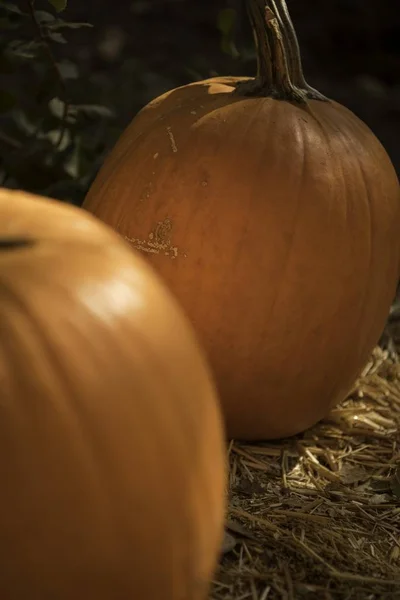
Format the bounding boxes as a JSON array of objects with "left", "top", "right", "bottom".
[
  {"left": 0, "top": 189, "right": 226, "bottom": 600},
  {"left": 83, "top": 0, "right": 400, "bottom": 440}
]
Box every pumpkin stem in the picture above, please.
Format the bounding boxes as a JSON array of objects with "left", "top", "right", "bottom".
[
  {"left": 0, "top": 239, "right": 34, "bottom": 250},
  {"left": 235, "top": 0, "right": 328, "bottom": 103},
  {"left": 271, "top": 0, "right": 327, "bottom": 99}
]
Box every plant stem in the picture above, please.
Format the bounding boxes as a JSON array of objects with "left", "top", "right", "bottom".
[
  {"left": 269, "top": 0, "right": 306, "bottom": 88},
  {"left": 236, "top": 0, "right": 327, "bottom": 103},
  {"left": 270, "top": 0, "right": 326, "bottom": 99},
  {"left": 247, "top": 0, "right": 273, "bottom": 86}
]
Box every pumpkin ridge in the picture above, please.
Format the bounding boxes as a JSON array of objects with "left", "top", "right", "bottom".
[
  {"left": 355, "top": 158, "right": 378, "bottom": 347},
  {"left": 263, "top": 115, "right": 307, "bottom": 328},
  {"left": 0, "top": 188, "right": 226, "bottom": 598},
  {"left": 121, "top": 83, "right": 238, "bottom": 151},
  {"left": 82, "top": 0, "right": 400, "bottom": 441},
  {"left": 2, "top": 269, "right": 110, "bottom": 476}
]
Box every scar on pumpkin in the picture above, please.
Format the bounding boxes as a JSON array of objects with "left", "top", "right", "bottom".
[
  {"left": 166, "top": 126, "right": 178, "bottom": 153},
  {"left": 124, "top": 218, "right": 187, "bottom": 260}
]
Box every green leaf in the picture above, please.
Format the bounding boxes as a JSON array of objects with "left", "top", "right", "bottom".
[
  {"left": 74, "top": 104, "right": 115, "bottom": 119},
  {"left": 39, "top": 128, "right": 71, "bottom": 152},
  {"left": 47, "top": 20, "right": 93, "bottom": 30},
  {"left": 64, "top": 138, "right": 81, "bottom": 179},
  {"left": 46, "top": 30, "right": 67, "bottom": 43},
  {"left": 217, "top": 8, "right": 236, "bottom": 36},
  {"left": 217, "top": 8, "right": 239, "bottom": 59},
  {"left": 34, "top": 10, "right": 56, "bottom": 23},
  {"left": 12, "top": 110, "right": 37, "bottom": 136},
  {"left": 0, "top": 89, "right": 16, "bottom": 113},
  {"left": 0, "top": 1, "right": 26, "bottom": 15},
  {"left": 47, "top": 0, "right": 67, "bottom": 12},
  {"left": 56, "top": 60, "right": 79, "bottom": 80},
  {"left": 48, "top": 96, "right": 67, "bottom": 119},
  {"left": 6, "top": 40, "right": 42, "bottom": 60},
  {"left": 48, "top": 97, "right": 77, "bottom": 124}
]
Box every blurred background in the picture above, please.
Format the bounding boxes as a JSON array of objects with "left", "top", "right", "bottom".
[{"left": 0, "top": 0, "right": 399, "bottom": 205}]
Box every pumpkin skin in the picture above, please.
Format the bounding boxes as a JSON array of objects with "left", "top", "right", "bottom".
[
  {"left": 83, "top": 73, "right": 400, "bottom": 441},
  {"left": 0, "top": 189, "right": 226, "bottom": 600}
]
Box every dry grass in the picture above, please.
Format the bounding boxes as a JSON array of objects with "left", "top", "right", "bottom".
[{"left": 213, "top": 330, "right": 400, "bottom": 599}]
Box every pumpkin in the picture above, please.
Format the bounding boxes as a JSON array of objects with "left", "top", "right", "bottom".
[
  {"left": 83, "top": 0, "right": 400, "bottom": 440},
  {"left": 0, "top": 188, "right": 226, "bottom": 600}
]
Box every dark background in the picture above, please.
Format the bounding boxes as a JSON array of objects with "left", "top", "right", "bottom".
[
  {"left": 64, "top": 0, "right": 400, "bottom": 174},
  {"left": 0, "top": 0, "right": 399, "bottom": 204}
]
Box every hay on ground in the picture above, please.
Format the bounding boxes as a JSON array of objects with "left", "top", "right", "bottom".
[{"left": 213, "top": 341, "right": 400, "bottom": 599}]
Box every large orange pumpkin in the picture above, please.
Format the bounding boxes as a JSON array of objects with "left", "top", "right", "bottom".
[
  {"left": 83, "top": 0, "right": 400, "bottom": 440},
  {"left": 0, "top": 189, "right": 226, "bottom": 599}
]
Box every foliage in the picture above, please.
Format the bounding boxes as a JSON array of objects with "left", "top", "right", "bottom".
[
  {"left": 0, "top": 0, "right": 114, "bottom": 205},
  {"left": 217, "top": 5, "right": 256, "bottom": 63},
  {"left": 0, "top": 0, "right": 256, "bottom": 206},
  {"left": 217, "top": 8, "right": 240, "bottom": 59}
]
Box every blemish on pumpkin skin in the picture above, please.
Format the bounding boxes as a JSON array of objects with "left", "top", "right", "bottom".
[
  {"left": 154, "top": 218, "right": 172, "bottom": 244},
  {"left": 124, "top": 217, "right": 186, "bottom": 260},
  {"left": 166, "top": 127, "right": 178, "bottom": 153},
  {"left": 139, "top": 182, "right": 153, "bottom": 202}
]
